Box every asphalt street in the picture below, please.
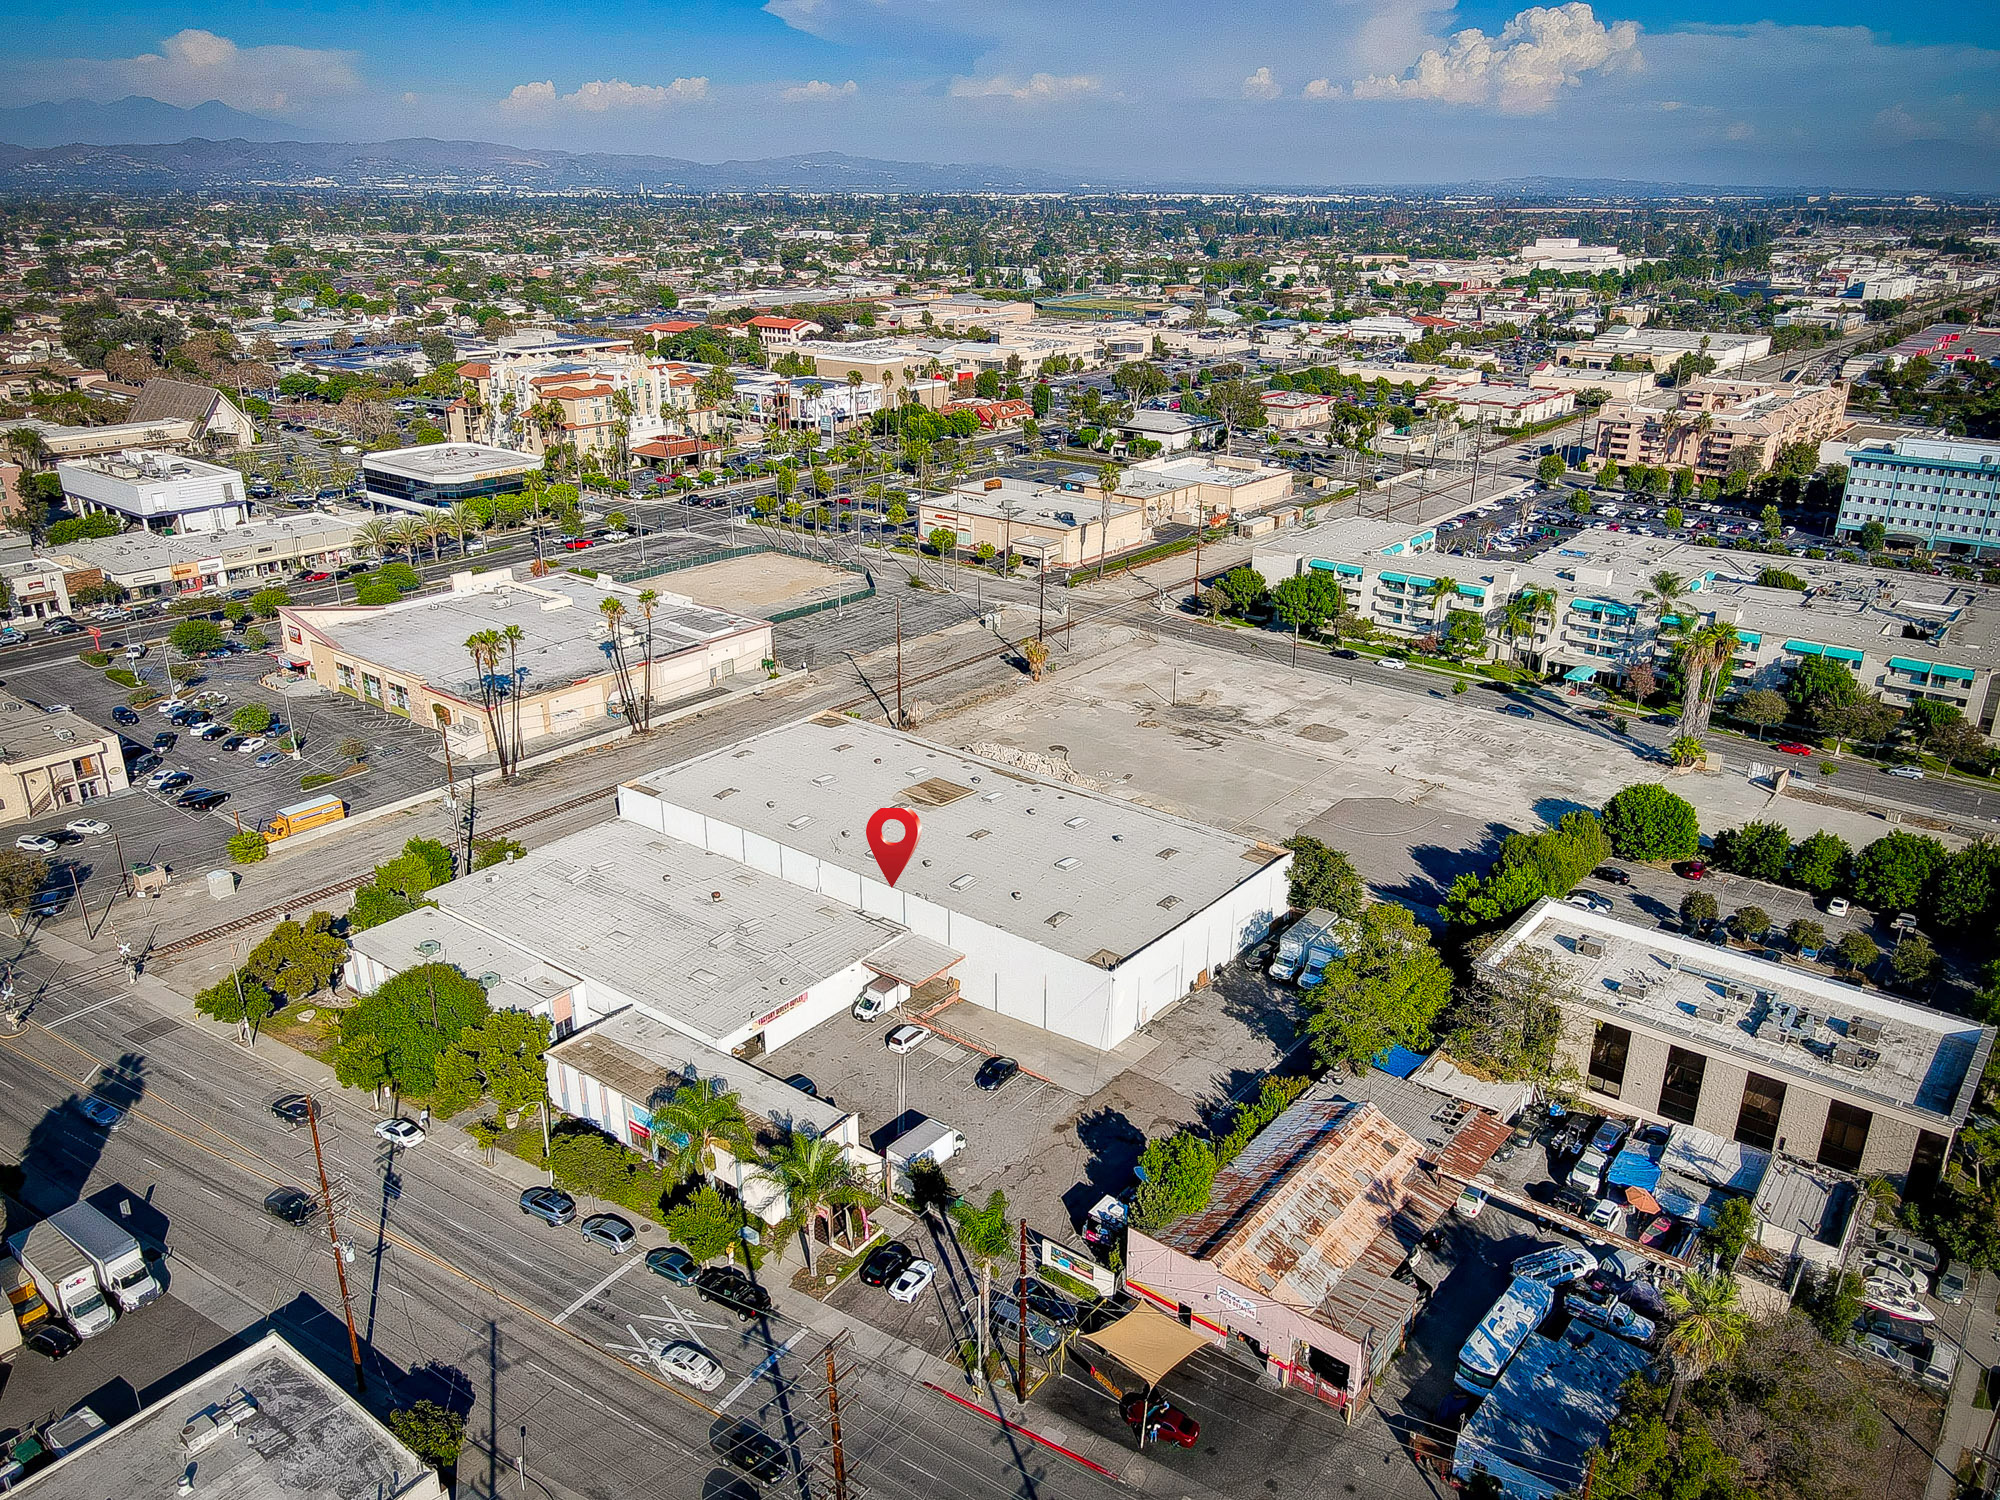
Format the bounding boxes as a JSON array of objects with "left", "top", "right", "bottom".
[{"left": 0, "top": 964, "right": 1136, "bottom": 1500}]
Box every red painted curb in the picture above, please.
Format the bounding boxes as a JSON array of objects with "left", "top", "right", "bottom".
[{"left": 922, "top": 1382, "right": 1126, "bottom": 1481}]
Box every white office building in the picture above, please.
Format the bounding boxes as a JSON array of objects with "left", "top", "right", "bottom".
[{"left": 55, "top": 450, "right": 247, "bottom": 533}]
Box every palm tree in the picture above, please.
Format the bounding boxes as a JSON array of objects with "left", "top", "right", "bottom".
[
  {"left": 389, "top": 515, "right": 428, "bottom": 561},
  {"left": 1680, "top": 621, "right": 1740, "bottom": 737},
  {"left": 1096, "top": 463, "right": 1123, "bottom": 578},
  {"left": 500, "top": 623, "right": 525, "bottom": 770},
  {"left": 355, "top": 518, "right": 394, "bottom": 564},
  {"left": 463, "top": 629, "right": 506, "bottom": 771},
  {"left": 1662, "top": 1270, "right": 1748, "bottom": 1421},
  {"left": 765, "top": 1131, "right": 863, "bottom": 1270},
  {"left": 1498, "top": 593, "right": 1539, "bottom": 665},
  {"left": 1426, "top": 575, "right": 1460, "bottom": 626},
  {"left": 652, "top": 1085, "right": 753, "bottom": 1185},
  {"left": 444, "top": 502, "right": 477, "bottom": 555},
  {"left": 598, "top": 596, "right": 637, "bottom": 728},
  {"left": 632, "top": 590, "right": 659, "bottom": 731},
  {"left": 1642, "top": 570, "right": 1688, "bottom": 638}
]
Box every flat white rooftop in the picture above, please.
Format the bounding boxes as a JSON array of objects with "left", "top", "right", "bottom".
[
  {"left": 1481, "top": 900, "right": 1993, "bottom": 1127},
  {"left": 628, "top": 716, "right": 1287, "bottom": 967},
  {"left": 361, "top": 443, "right": 540, "bottom": 482}
]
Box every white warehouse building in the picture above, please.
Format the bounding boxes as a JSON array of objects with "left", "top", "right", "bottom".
[{"left": 617, "top": 716, "right": 1293, "bottom": 1049}]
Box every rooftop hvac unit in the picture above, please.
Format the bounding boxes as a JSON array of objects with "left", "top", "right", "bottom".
[
  {"left": 1833, "top": 1040, "right": 1883, "bottom": 1071},
  {"left": 1578, "top": 936, "right": 1605, "bottom": 958},
  {"left": 1850, "top": 1016, "right": 1885, "bottom": 1044},
  {"left": 1695, "top": 1002, "right": 1728, "bottom": 1023}
]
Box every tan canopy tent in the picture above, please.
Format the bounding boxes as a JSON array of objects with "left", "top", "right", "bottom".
[{"left": 1082, "top": 1305, "right": 1214, "bottom": 1387}]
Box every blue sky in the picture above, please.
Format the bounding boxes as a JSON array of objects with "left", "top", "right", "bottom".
[{"left": 1, "top": 0, "right": 1995, "bottom": 188}]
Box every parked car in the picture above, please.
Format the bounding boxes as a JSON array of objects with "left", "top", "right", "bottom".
[
  {"left": 148, "top": 769, "right": 191, "bottom": 791},
  {"left": 1775, "top": 742, "right": 1813, "bottom": 757},
  {"left": 1591, "top": 866, "right": 1630, "bottom": 886},
  {"left": 519, "top": 1186, "right": 577, "bottom": 1226},
  {"left": 26, "top": 1324, "right": 81, "bottom": 1360},
  {"left": 272, "top": 1094, "right": 315, "bottom": 1125},
  {"left": 1122, "top": 1395, "right": 1200, "bottom": 1448},
  {"left": 220, "top": 735, "right": 246, "bottom": 752},
  {"left": 1884, "top": 765, "right": 1926, "bottom": 780},
  {"left": 1827, "top": 896, "right": 1851, "bottom": 917},
  {"left": 152, "top": 731, "right": 177, "bottom": 752},
  {"left": 578, "top": 1213, "right": 636, "bottom": 1252},
  {"left": 1454, "top": 1185, "right": 1489, "bottom": 1220},
  {"left": 1564, "top": 891, "right": 1614, "bottom": 914},
  {"left": 974, "top": 1056, "right": 1021, "bottom": 1092},
  {"left": 645, "top": 1246, "right": 699, "bottom": 1285},
  {"left": 15, "top": 834, "right": 58, "bottom": 854},
  {"left": 255, "top": 753, "right": 285, "bottom": 768},
  {"left": 696, "top": 1265, "right": 772, "bottom": 1319},
  {"left": 374, "top": 1117, "right": 426, "bottom": 1147},
  {"left": 887, "top": 1258, "right": 937, "bottom": 1304},
  {"left": 178, "top": 790, "right": 230, "bottom": 810},
  {"left": 64, "top": 818, "right": 108, "bottom": 837},
  {"left": 198, "top": 724, "right": 229, "bottom": 742},
  {"left": 885, "top": 1024, "right": 931, "bottom": 1054},
  {"left": 122, "top": 644, "right": 147, "bottom": 660},
  {"left": 237, "top": 736, "right": 268, "bottom": 754},
  {"left": 1498, "top": 703, "right": 1534, "bottom": 719},
  {"left": 111, "top": 707, "right": 140, "bottom": 726},
  {"left": 650, "top": 1340, "right": 726, "bottom": 1392},
  {"left": 861, "top": 1241, "right": 915, "bottom": 1287}
]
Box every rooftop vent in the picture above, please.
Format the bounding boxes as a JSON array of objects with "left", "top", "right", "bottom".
[
  {"left": 1578, "top": 936, "right": 1605, "bottom": 958},
  {"left": 1850, "top": 1016, "right": 1885, "bottom": 1044},
  {"left": 479, "top": 972, "right": 501, "bottom": 986},
  {"left": 1157, "top": 847, "right": 1179, "bottom": 860},
  {"left": 1833, "top": 1039, "right": 1883, "bottom": 1071},
  {"left": 416, "top": 939, "right": 441, "bottom": 957},
  {"left": 1064, "top": 816, "right": 1088, "bottom": 829},
  {"left": 811, "top": 773, "right": 834, "bottom": 785},
  {"left": 968, "top": 828, "right": 991, "bottom": 840},
  {"left": 949, "top": 874, "right": 976, "bottom": 891},
  {"left": 788, "top": 815, "right": 811, "bottom": 829},
  {"left": 1054, "top": 857, "right": 1079, "bottom": 870},
  {"left": 1046, "top": 911, "right": 1071, "bottom": 927},
  {"left": 714, "top": 787, "right": 738, "bottom": 800},
  {"left": 980, "top": 791, "right": 1003, "bottom": 802},
  {"left": 1158, "top": 895, "right": 1183, "bottom": 910}
]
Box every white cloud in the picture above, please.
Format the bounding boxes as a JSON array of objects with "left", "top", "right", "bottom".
[
  {"left": 1352, "top": 2, "right": 1640, "bottom": 114},
  {"left": 1241, "top": 67, "right": 1281, "bottom": 101},
  {"left": 1302, "top": 78, "right": 1343, "bottom": 100},
  {"left": 503, "top": 77, "right": 709, "bottom": 113},
  {"left": 21, "top": 28, "right": 361, "bottom": 112},
  {"left": 949, "top": 72, "right": 1101, "bottom": 102},
  {"left": 782, "top": 79, "right": 860, "bottom": 102}
]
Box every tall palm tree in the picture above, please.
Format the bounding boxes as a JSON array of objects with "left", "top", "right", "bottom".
[
  {"left": 354, "top": 518, "right": 394, "bottom": 564},
  {"left": 1681, "top": 621, "right": 1740, "bottom": 736},
  {"left": 765, "top": 1131, "right": 863, "bottom": 1270},
  {"left": 500, "top": 623, "right": 525, "bottom": 770},
  {"left": 652, "top": 1085, "right": 753, "bottom": 1185},
  {"left": 1662, "top": 1270, "right": 1748, "bottom": 1421},
  {"left": 1498, "top": 592, "right": 1539, "bottom": 665},
  {"left": 633, "top": 590, "right": 659, "bottom": 731},
  {"left": 1642, "top": 570, "right": 1688, "bottom": 638},
  {"left": 598, "top": 596, "right": 637, "bottom": 727},
  {"left": 1426, "top": 575, "right": 1460, "bottom": 626},
  {"left": 463, "top": 629, "right": 507, "bottom": 772}
]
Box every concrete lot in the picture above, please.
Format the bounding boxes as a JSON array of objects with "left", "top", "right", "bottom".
[{"left": 931, "top": 623, "right": 1932, "bottom": 883}]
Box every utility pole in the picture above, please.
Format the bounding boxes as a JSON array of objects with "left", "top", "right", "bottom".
[
  {"left": 1037, "top": 564, "right": 1046, "bottom": 642},
  {"left": 307, "top": 1099, "right": 366, "bottom": 1394},
  {"left": 1016, "top": 1219, "right": 1030, "bottom": 1404},
  {"left": 893, "top": 598, "right": 904, "bottom": 729},
  {"left": 822, "top": 1338, "right": 851, "bottom": 1500},
  {"left": 977, "top": 1261, "right": 991, "bottom": 1372}
]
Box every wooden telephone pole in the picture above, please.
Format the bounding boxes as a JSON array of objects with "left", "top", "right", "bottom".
[
  {"left": 307, "top": 1099, "right": 366, "bottom": 1393},
  {"left": 1016, "top": 1219, "right": 1030, "bottom": 1403}
]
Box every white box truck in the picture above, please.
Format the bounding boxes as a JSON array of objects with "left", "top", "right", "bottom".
[
  {"left": 50, "top": 1202, "right": 157, "bottom": 1312},
  {"left": 6, "top": 1221, "right": 115, "bottom": 1338},
  {"left": 1270, "top": 909, "right": 1335, "bottom": 983},
  {"left": 1298, "top": 923, "right": 1348, "bottom": 990}
]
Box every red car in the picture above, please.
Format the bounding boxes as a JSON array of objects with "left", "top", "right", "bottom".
[
  {"left": 1677, "top": 860, "right": 1708, "bottom": 880},
  {"left": 1775, "top": 742, "right": 1813, "bottom": 756},
  {"left": 1122, "top": 1395, "right": 1199, "bottom": 1448},
  {"left": 562, "top": 538, "right": 595, "bottom": 551},
  {"left": 303, "top": 571, "right": 331, "bottom": 582}
]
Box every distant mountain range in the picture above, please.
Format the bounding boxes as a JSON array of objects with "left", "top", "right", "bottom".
[
  {"left": 0, "top": 130, "right": 1096, "bottom": 193},
  {"left": 0, "top": 96, "right": 321, "bottom": 148}
]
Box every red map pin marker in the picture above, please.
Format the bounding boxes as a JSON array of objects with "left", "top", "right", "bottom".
[{"left": 866, "top": 807, "right": 920, "bottom": 886}]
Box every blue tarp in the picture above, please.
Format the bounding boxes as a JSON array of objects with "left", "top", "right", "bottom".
[
  {"left": 1374, "top": 1044, "right": 1429, "bottom": 1079},
  {"left": 1606, "top": 1145, "right": 1664, "bottom": 1192}
]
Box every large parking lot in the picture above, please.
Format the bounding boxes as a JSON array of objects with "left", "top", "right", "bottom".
[{"left": 3, "top": 640, "right": 445, "bottom": 904}]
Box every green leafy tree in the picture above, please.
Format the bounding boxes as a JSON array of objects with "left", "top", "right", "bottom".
[
  {"left": 1601, "top": 783, "right": 1701, "bottom": 861},
  {"left": 1130, "top": 1131, "right": 1218, "bottom": 1232},
  {"left": 1711, "top": 822, "right": 1789, "bottom": 882},
  {"left": 231, "top": 704, "right": 274, "bottom": 733},
  {"left": 1442, "top": 948, "right": 1585, "bottom": 1102},
  {"left": 471, "top": 836, "right": 527, "bottom": 870},
  {"left": 1279, "top": 835, "right": 1365, "bottom": 919},
  {"left": 1932, "top": 844, "right": 2000, "bottom": 937},
  {"left": 1735, "top": 688, "right": 1789, "bottom": 740},
  {"left": 1850, "top": 831, "right": 1947, "bottom": 915},
  {"left": 0, "top": 849, "right": 47, "bottom": 930},
  {"left": 1679, "top": 891, "right": 1719, "bottom": 930},
  {"left": 436, "top": 1009, "right": 552, "bottom": 1116},
  {"left": 1303, "top": 903, "right": 1452, "bottom": 1075},
  {"left": 193, "top": 972, "right": 276, "bottom": 1027},
  {"left": 1270, "top": 571, "right": 1345, "bottom": 637},
  {"left": 1786, "top": 918, "right": 1826, "bottom": 952},
  {"left": 228, "top": 829, "right": 269, "bottom": 863},
  {"left": 1211, "top": 1077, "right": 1314, "bottom": 1165},
  {"left": 244, "top": 913, "right": 346, "bottom": 1003},
  {"left": 335, "top": 963, "right": 490, "bottom": 1096},
  {"left": 1784, "top": 654, "right": 1861, "bottom": 727},
  {"left": 169, "top": 619, "right": 226, "bottom": 655},
  {"left": 952, "top": 1188, "right": 1017, "bottom": 1270},
  {"left": 1785, "top": 831, "right": 1851, "bottom": 896},
  {"left": 1728, "top": 905, "right": 1770, "bottom": 942},
  {"left": 250, "top": 587, "right": 291, "bottom": 617},
  {"left": 926, "top": 526, "right": 956, "bottom": 557},
  {"left": 1215, "top": 567, "right": 1268, "bottom": 617},
  {"left": 665, "top": 1183, "right": 744, "bottom": 1262},
  {"left": 387, "top": 1401, "right": 466, "bottom": 1473},
  {"left": 1442, "top": 811, "right": 1610, "bottom": 930},
  {"left": 1835, "top": 929, "right": 1879, "bottom": 974},
  {"left": 1439, "top": 609, "right": 1486, "bottom": 660},
  {"left": 1891, "top": 932, "right": 1939, "bottom": 990},
  {"left": 1536, "top": 453, "right": 1565, "bottom": 485}
]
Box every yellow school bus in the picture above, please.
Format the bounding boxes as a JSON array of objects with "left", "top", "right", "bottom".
[{"left": 263, "top": 795, "right": 347, "bottom": 841}]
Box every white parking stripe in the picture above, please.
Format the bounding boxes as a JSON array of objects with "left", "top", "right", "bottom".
[{"left": 715, "top": 1326, "right": 811, "bottom": 1412}]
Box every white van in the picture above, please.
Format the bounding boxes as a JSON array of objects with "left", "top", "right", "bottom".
[{"left": 852, "top": 974, "right": 904, "bottom": 1021}]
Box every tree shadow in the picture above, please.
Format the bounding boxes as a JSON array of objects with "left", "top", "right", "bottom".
[
  {"left": 14, "top": 1052, "right": 149, "bottom": 1218},
  {"left": 1529, "top": 796, "right": 1591, "bottom": 828},
  {"left": 1399, "top": 821, "right": 1512, "bottom": 908},
  {"left": 1062, "top": 1106, "right": 1145, "bottom": 1229}
]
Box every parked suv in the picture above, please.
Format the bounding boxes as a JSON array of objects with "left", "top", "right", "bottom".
[{"left": 695, "top": 1266, "right": 772, "bottom": 1320}]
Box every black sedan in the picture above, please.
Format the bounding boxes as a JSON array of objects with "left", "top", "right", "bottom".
[
  {"left": 178, "top": 789, "right": 229, "bottom": 810},
  {"left": 1591, "top": 865, "right": 1631, "bottom": 885},
  {"left": 263, "top": 1187, "right": 317, "bottom": 1225},
  {"left": 712, "top": 1422, "right": 787, "bottom": 1484},
  {"left": 112, "top": 706, "right": 140, "bottom": 726},
  {"left": 974, "top": 1056, "right": 1020, "bottom": 1092},
  {"left": 695, "top": 1265, "right": 772, "bottom": 1319},
  {"left": 152, "top": 731, "right": 177, "bottom": 752},
  {"left": 860, "top": 1241, "right": 914, "bottom": 1288},
  {"left": 26, "top": 1324, "right": 80, "bottom": 1361},
  {"left": 271, "top": 1094, "right": 314, "bottom": 1125}
]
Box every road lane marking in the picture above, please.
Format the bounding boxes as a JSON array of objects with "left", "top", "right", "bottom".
[
  {"left": 554, "top": 1254, "right": 643, "bottom": 1324},
  {"left": 43, "top": 993, "right": 125, "bottom": 1028},
  {"left": 716, "top": 1325, "right": 811, "bottom": 1412}
]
